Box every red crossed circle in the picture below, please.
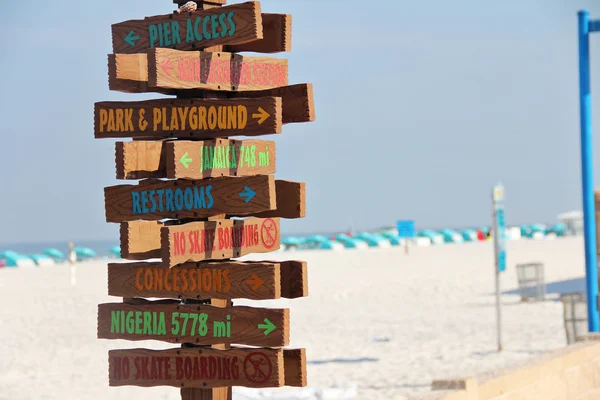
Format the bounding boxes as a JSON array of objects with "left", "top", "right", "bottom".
[
  {"left": 260, "top": 218, "right": 278, "bottom": 249},
  {"left": 243, "top": 351, "right": 272, "bottom": 384}
]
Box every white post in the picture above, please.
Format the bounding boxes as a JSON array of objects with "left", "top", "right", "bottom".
[
  {"left": 69, "top": 242, "right": 76, "bottom": 286},
  {"left": 492, "top": 183, "right": 506, "bottom": 352}
]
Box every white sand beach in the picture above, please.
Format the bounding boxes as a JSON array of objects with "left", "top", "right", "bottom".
[{"left": 0, "top": 237, "right": 587, "bottom": 400}]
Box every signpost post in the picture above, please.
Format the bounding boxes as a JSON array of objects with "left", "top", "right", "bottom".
[
  {"left": 577, "top": 10, "right": 600, "bottom": 333},
  {"left": 492, "top": 183, "right": 506, "bottom": 352},
  {"left": 94, "top": 1, "right": 313, "bottom": 397}
]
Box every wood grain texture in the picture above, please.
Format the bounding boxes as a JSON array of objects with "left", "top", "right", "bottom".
[
  {"left": 251, "top": 180, "right": 305, "bottom": 219},
  {"left": 107, "top": 261, "right": 281, "bottom": 300},
  {"left": 95, "top": 97, "right": 282, "bottom": 139},
  {"left": 107, "top": 260, "right": 306, "bottom": 299},
  {"left": 98, "top": 302, "right": 289, "bottom": 347},
  {"left": 226, "top": 14, "right": 291, "bottom": 54},
  {"left": 120, "top": 220, "right": 164, "bottom": 260},
  {"left": 104, "top": 175, "right": 276, "bottom": 222},
  {"left": 108, "top": 56, "right": 313, "bottom": 124},
  {"left": 279, "top": 261, "right": 308, "bottom": 299},
  {"left": 166, "top": 139, "right": 276, "bottom": 179},
  {"left": 283, "top": 349, "right": 306, "bottom": 387},
  {"left": 116, "top": 141, "right": 166, "bottom": 180},
  {"left": 109, "top": 53, "right": 174, "bottom": 95},
  {"left": 234, "top": 83, "right": 314, "bottom": 124},
  {"left": 148, "top": 48, "right": 288, "bottom": 91},
  {"left": 108, "top": 347, "right": 284, "bottom": 388},
  {"left": 116, "top": 139, "right": 276, "bottom": 180},
  {"left": 161, "top": 218, "right": 280, "bottom": 266},
  {"left": 112, "top": 2, "right": 262, "bottom": 54}
]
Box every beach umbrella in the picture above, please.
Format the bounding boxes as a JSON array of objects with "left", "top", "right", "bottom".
[
  {"left": 520, "top": 225, "right": 533, "bottom": 238},
  {"left": 281, "top": 237, "right": 302, "bottom": 246},
  {"left": 317, "top": 240, "right": 343, "bottom": 250},
  {"left": 381, "top": 231, "right": 401, "bottom": 246},
  {"left": 75, "top": 247, "right": 97, "bottom": 260},
  {"left": 547, "top": 223, "right": 567, "bottom": 237},
  {"left": 440, "top": 229, "right": 464, "bottom": 244},
  {"left": 0, "top": 252, "right": 35, "bottom": 267},
  {"left": 44, "top": 248, "right": 64, "bottom": 260},
  {"left": 335, "top": 235, "right": 359, "bottom": 249},
  {"left": 307, "top": 235, "right": 329, "bottom": 243},
  {"left": 461, "top": 229, "right": 477, "bottom": 242},
  {"left": 418, "top": 230, "right": 444, "bottom": 245},
  {"left": 109, "top": 246, "right": 121, "bottom": 258},
  {"left": 29, "top": 254, "right": 55, "bottom": 266},
  {"left": 354, "top": 233, "right": 385, "bottom": 247}
]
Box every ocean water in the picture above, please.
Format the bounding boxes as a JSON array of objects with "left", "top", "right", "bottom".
[{"left": 0, "top": 240, "right": 119, "bottom": 258}]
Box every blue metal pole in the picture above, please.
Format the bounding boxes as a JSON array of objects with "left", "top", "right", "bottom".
[{"left": 578, "top": 10, "right": 599, "bottom": 332}]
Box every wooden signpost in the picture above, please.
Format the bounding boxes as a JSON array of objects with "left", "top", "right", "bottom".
[
  {"left": 98, "top": 302, "right": 289, "bottom": 346},
  {"left": 103, "top": 175, "right": 277, "bottom": 222},
  {"left": 105, "top": 179, "right": 304, "bottom": 222},
  {"left": 150, "top": 48, "right": 288, "bottom": 91},
  {"left": 95, "top": 0, "right": 313, "bottom": 397},
  {"left": 111, "top": 2, "right": 263, "bottom": 54},
  {"left": 115, "top": 139, "right": 276, "bottom": 180},
  {"left": 108, "top": 347, "right": 308, "bottom": 388},
  {"left": 95, "top": 97, "right": 282, "bottom": 139},
  {"left": 107, "top": 260, "right": 308, "bottom": 300},
  {"left": 108, "top": 50, "right": 288, "bottom": 92}
]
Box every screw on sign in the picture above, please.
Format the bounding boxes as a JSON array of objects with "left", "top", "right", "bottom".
[
  {"left": 243, "top": 351, "right": 273, "bottom": 384},
  {"left": 260, "top": 218, "right": 278, "bottom": 249}
]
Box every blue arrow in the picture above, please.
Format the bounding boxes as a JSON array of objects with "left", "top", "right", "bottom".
[
  {"left": 124, "top": 30, "right": 140, "bottom": 47},
  {"left": 239, "top": 186, "right": 256, "bottom": 203}
]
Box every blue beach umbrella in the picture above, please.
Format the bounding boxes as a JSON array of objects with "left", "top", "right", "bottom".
[
  {"left": 381, "top": 231, "right": 401, "bottom": 246},
  {"left": 44, "top": 248, "right": 64, "bottom": 261},
  {"left": 547, "top": 223, "right": 567, "bottom": 237},
  {"left": 335, "top": 234, "right": 359, "bottom": 249},
  {"left": 75, "top": 247, "right": 97, "bottom": 260},
  {"left": 109, "top": 246, "right": 121, "bottom": 258},
  {"left": 30, "top": 254, "right": 53, "bottom": 266},
  {"left": 461, "top": 229, "right": 477, "bottom": 242},
  {"left": 0, "top": 251, "right": 33, "bottom": 267}
]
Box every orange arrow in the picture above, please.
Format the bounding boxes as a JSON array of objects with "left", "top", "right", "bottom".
[
  {"left": 246, "top": 273, "right": 264, "bottom": 291},
  {"left": 252, "top": 107, "right": 270, "bottom": 125}
]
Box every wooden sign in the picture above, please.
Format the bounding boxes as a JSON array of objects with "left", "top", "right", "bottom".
[
  {"left": 148, "top": 49, "right": 288, "bottom": 91},
  {"left": 167, "top": 138, "right": 276, "bottom": 179},
  {"left": 161, "top": 217, "right": 280, "bottom": 267},
  {"left": 226, "top": 14, "right": 291, "bottom": 54},
  {"left": 120, "top": 220, "right": 163, "bottom": 260},
  {"left": 94, "top": 97, "right": 282, "bottom": 139},
  {"left": 108, "top": 52, "right": 314, "bottom": 123},
  {"left": 108, "top": 346, "right": 306, "bottom": 388},
  {"left": 111, "top": 2, "right": 263, "bottom": 54},
  {"left": 98, "top": 302, "right": 289, "bottom": 347},
  {"left": 104, "top": 175, "right": 276, "bottom": 223},
  {"left": 119, "top": 179, "right": 302, "bottom": 259},
  {"left": 107, "top": 260, "right": 307, "bottom": 300},
  {"left": 115, "top": 139, "right": 276, "bottom": 180},
  {"left": 253, "top": 181, "right": 305, "bottom": 220}
]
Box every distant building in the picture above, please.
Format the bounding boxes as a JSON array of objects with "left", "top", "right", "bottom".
[{"left": 557, "top": 210, "right": 583, "bottom": 235}]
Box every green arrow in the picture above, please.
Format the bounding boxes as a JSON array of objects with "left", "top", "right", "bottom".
[
  {"left": 179, "top": 152, "right": 192, "bottom": 169},
  {"left": 124, "top": 30, "right": 140, "bottom": 47},
  {"left": 258, "top": 318, "right": 276, "bottom": 336}
]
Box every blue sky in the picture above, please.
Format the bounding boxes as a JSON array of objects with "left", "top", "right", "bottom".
[{"left": 2, "top": 0, "right": 600, "bottom": 243}]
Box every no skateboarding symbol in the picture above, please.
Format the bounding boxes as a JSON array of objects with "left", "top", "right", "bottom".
[
  {"left": 260, "top": 218, "right": 278, "bottom": 249},
  {"left": 243, "top": 351, "right": 273, "bottom": 384}
]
